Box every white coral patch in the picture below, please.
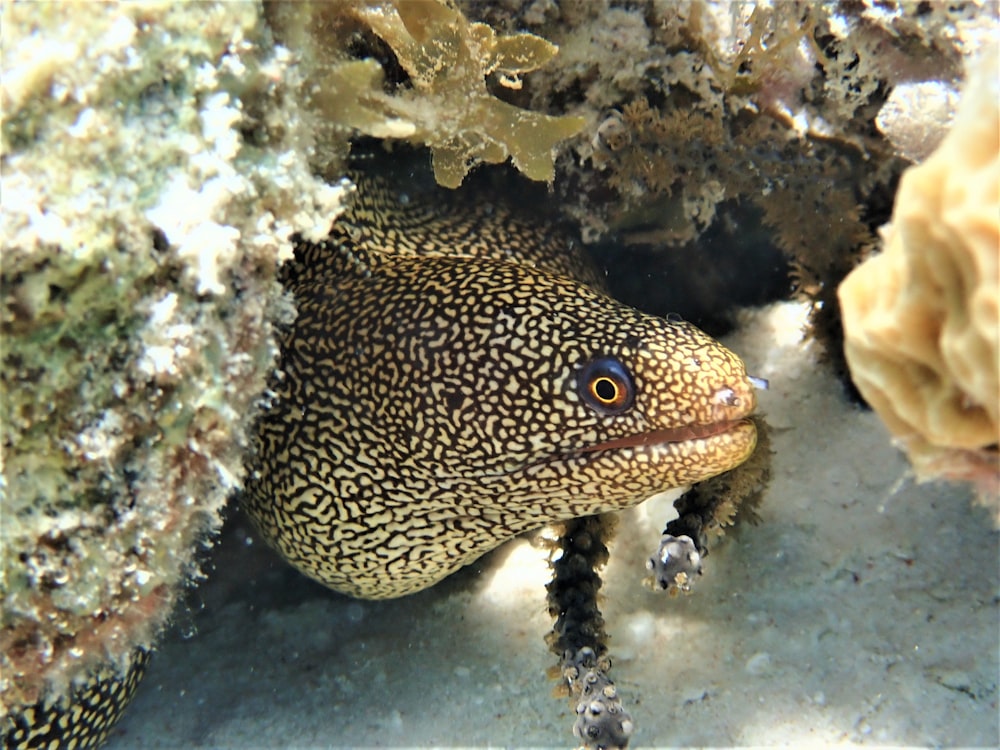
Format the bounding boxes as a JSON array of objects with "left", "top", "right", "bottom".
[
  {"left": 76, "top": 410, "right": 126, "bottom": 464},
  {"left": 137, "top": 292, "right": 198, "bottom": 381},
  {"left": 145, "top": 174, "right": 243, "bottom": 296},
  {"left": 200, "top": 91, "right": 242, "bottom": 160},
  {"left": 179, "top": 221, "right": 241, "bottom": 296},
  {"left": 147, "top": 292, "right": 180, "bottom": 327},
  {"left": 97, "top": 14, "right": 137, "bottom": 52}
]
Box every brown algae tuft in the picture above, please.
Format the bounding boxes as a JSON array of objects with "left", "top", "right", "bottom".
[{"left": 267, "top": 0, "right": 585, "bottom": 188}]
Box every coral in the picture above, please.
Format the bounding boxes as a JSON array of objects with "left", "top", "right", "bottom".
[
  {"left": 646, "top": 534, "right": 702, "bottom": 594},
  {"left": 545, "top": 420, "right": 771, "bottom": 743},
  {"left": 651, "top": 414, "right": 771, "bottom": 595},
  {"left": 660, "top": 416, "right": 773, "bottom": 552},
  {"left": 545, "top": 514, "right": 634, "bottom": 749},
  {"left": 1, "top": 0, "right": 348, "bottom": 723},
  {"left": 838, "top": 47, "right": 999, "bottom": 511},
  {"left": 566, "top": 648, "right": 634, "bottom": 750},
  {"left": 266, "top": 0, "right": 585, "bottom": 188},
  {"left": 468, "top": 0, "right": 996, "bottom": 382}
]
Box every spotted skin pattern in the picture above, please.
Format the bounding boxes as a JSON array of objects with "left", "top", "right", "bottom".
[
  {"left": 244, "top": 175, "right": 758, "bottom": 600},
  {"left": 2, "top": 649, "right": 148, "bottom": 750}
]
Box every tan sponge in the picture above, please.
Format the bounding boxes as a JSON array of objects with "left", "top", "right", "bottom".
[{"left": 839, "top": 48, "right": 999, "bottom": 500}]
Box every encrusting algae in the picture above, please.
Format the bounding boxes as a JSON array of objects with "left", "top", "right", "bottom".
[{"left": 1, "top": 0, "right": 349, "bottom": 742}]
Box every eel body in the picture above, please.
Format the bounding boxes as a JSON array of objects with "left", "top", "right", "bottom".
[
  {"left": 1, "top": 648, "right": 148, "bottom": 750},
  {"left": 245, "top": 173, "right": 758, "bottom": 600}
]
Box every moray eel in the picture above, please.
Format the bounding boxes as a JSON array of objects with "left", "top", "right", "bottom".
[
  {"left": 244, "top": 172, "right": 758, "bottom": 600},
  {"left": 1, "top": 648, "right": 148, "bottom": 750}
]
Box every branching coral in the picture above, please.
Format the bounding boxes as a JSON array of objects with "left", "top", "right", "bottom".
[
  {"left": 544, "top": 420, "right": 771, "bottom": 746},
  {"left": 650, "top": 415, "right": 772, "bottom": 595},
  {"left": 1, "top": 0, "right": 348, "bottom": 724},
  {"left": 838, "top": 47, "right": 999, "bottom": 512},
  {"left": 267, "top": 0, "right": 585, "bottom": 188},
  {"left": 546, "top": 515, "right": 634, "bottom": 750}
]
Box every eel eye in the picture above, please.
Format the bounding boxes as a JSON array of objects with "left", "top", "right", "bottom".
[{"left": 578, "top": 356, "right": 635, "bottom": 415}]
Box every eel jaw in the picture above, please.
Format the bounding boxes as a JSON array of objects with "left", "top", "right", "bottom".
[
  {"left": 508, "top": 417, "right": 758, "bottom": 491},
  {"left": 578, "top": 419, "right": 753, "bottom": 454}
]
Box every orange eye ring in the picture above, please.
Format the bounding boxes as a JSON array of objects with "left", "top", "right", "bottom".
[
  {"left": 589, "top": 376, "right": 622, "bottom": 406},
  {"left": 578, "top": 356, "right": 634, "bottom": 415}
]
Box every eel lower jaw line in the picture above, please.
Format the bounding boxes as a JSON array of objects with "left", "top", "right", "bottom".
[{"left": 579, "top": 418, "right": 753, "bottom": 454}]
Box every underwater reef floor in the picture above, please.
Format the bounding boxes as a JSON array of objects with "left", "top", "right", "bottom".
[{"left": 105, "top": 302, "right": 998, "bottom": 748}]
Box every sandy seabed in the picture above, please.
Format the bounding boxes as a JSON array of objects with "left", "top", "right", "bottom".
[{"left": 106, "top": 302, "right": 999, "bottom": 748}]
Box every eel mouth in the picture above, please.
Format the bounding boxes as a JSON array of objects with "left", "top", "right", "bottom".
[
  {"left": 493, "top": 418, "right": 757, "bottom": 480},
  {"left": 579, "top": 418, "right": 752, "bottom": 453}
]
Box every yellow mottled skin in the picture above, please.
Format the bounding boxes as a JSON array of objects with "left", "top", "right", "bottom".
[
  {"left": 1, "top": 649, "right": 148, "bottom": 750},
  {"left": 245, "top": 173, "right": 758, "bottom": 600}
]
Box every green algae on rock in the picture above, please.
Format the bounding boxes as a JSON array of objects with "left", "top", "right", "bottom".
[{"left": 1, "top": 0, "right": 349, "bottom": 728}]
